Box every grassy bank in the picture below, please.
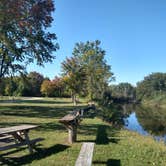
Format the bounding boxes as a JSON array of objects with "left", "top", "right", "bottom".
[
  {"left": 0, "top": 97, "right": 166, "bottom": 166},
  {"left": 142, "top": 94, "right": 166, "bottom": 108}
]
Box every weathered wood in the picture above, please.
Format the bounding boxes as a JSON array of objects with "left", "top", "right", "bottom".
[
  {"left": 59, "top": 106, "right": 96, "bottom": 144},
  {"left": 0, "top": 125, "right": 38, "bottom": 135},
  {"left": 0, "top": 125, "right": 41, "bottom": 153},
  {"left": 24, "top": 130, "right": 33, "bottom": 153},
  {"left": 68, "top": 125, "right": 77, "bottom": 144},
  {"left": 0, "top": 135, "right": 13, "bottom": 140},
  {"left": 75, "top": 142, "right": 95, "bottom": 166},
  {"left": 0, "top": 138, "right": 43, "bottom": 151}
]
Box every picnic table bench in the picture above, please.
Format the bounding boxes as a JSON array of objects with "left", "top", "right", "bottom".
[
  {"left": 0, "top": 125, "right": 43, "bottom": 153},
  {"left": 75, "top": 142, "right": 95, "bottom": 166}
]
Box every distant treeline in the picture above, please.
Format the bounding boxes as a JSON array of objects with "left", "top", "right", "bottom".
[
  {"left": 0, "top": 71, "right": 165, "bottom": 104},
  {"left": 0, "top": 72, "right": 69, "bottom": 98},
  {"left": 102, "top": 72, "right": 166, "bottom": 104}
]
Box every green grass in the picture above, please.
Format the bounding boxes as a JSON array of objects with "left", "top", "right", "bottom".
[{"left": 0, "top": 97, "right": 166, "bottom": 166}]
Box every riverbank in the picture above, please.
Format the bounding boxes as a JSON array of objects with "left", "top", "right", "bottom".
[
  {"left": 142, "top": 94, "right": 166, "bottom": 109},
  {"left": 0, "top": 97, "right": 166, "bottom": 165}
]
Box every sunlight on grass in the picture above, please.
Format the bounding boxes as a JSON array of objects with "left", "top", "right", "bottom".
[{"left": 0, "top": 98, "right": 166, "bottom": 166}]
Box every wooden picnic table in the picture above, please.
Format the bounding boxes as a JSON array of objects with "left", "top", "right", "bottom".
[{"left": 0, "top": 125, "right": 43, "bottom": 153}]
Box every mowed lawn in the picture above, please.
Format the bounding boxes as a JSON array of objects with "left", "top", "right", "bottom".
[{"left": 0, "top": 97, "right": 166, "bottom": 166}]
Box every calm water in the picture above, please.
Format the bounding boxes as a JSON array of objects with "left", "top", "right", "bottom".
[{"left": 123, "top": 105, "right": 166, "bottom": 143}]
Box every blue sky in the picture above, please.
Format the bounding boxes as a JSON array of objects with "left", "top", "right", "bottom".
[{"left": 27, "top": 0, "right": 166, "bottom": 85}]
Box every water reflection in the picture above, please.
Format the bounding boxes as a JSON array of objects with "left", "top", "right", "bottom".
[
  {"left": 124, "top": 105, "right": 166, "bottom": 142},
  {"left": 124, "top": 112, "right": 148, "bottom": 136},
  {"left": 99, "top": 103, "right": 166, "bottom": 142}
]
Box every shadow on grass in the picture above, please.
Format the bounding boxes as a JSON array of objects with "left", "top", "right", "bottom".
[
  {"left": 0, "top": 99, "right": 72, "bottom": 104},
  {"left": 77, "top": 124, "right": 120, "bottom": 144},
  {"left": 96, "top": 125, "right": 109, "bottom": 144},
  {"left": 93, "top": 159, "right": 121, "bottom": 166},
  {"left": 0, "top": 105, "right": 86, "bottom": 119},
  {"left": 0, "top": 144, "right": 69, "bottom": 166}
]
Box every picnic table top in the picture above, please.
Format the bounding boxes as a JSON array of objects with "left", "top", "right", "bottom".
[
  {"left": 59, "top": 114, "right": 79, "bottom": 123},
  {"left": 0, "top": 125, "right": 38, "bottom": 135}
]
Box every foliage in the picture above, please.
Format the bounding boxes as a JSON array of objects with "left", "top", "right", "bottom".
[
  {"left": 62, "top": 57, "right": 86, "bottom": 105},
  {"left": 110, "top": 83, "right": 136, "bottom": 100},
  {"left": 40, "top": 79, "right": 52, "bottom": 97},
  {"left": 136, "top": 72, "right": 166, "bottom": 100},
  {"left": 0, "top": 0, "right": 59, "bottom": 78},
  {"left": 136, "top": 105, "right": 166, "bottom": 136},
  {"left": 28, "top": 72, "right": 44, "bottom": 96},
  {"left": 72, "top": 40, "right": 113, "bottom": 101}
]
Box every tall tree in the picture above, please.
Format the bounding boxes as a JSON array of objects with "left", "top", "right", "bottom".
[
  {"left": 0, "top": 0, "right": 59, "bottom": 78},
  {"left": 72, "top": 40, "right": 113, "bottom": 101},
  {"left": 62, "top": 57, "right": 85, "bottom": 105}
]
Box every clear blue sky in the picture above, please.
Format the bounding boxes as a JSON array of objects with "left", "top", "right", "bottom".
[{"left": 27, "top": 0, "right": 166, "bottom": 85}]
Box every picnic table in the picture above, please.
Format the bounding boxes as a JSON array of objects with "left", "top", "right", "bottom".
[{"left": 0, "top": 125, "right": 43, "bottom": 153}]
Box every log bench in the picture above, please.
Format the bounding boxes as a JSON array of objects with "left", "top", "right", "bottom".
[
  {"left": 0, "top": 125, "right": 43, "bottom": 153},
  {"left": 75, "top": 142, "right": 95, "bottom": 166}
]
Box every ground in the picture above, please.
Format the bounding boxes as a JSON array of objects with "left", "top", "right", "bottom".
[{"left": 0, "top": 97, "right": 166, "bottom": 166}]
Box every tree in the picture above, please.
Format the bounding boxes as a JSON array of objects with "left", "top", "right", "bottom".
[
  {"left": 72, "top": 40, "right": 113, "bottom": 101},
  {"left": 14, "top": 74, "right": 32, "bottom": 96},
  {"left": 136, "top": 73, "right": 166, "bottom": 100},
  {"left": 52, "top": 77, "right": 64, "bottom": 97},
  {"left": 110, "top": 83, "right": 136, "bottom": 100},
  {"left": 28, "top": 72, "right": 44, "bottom": 96},
  {"left": 40, "top": 79, "right": 53, "bottom": 97},
  {"left": 0, "top": 0, "right": 59, "bottom": 78},
  {"left": 62, "top": 57, "right": 85, "bottom": 105}
]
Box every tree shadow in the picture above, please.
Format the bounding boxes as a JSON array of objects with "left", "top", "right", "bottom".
[
  {"left": 0, "top": 105, "right": 86, "bottom": 119},
  {"left": 96, "top": 125, "right": 109, "bottom": 144},
  {"left": 0, "top": 99, "right": 72, "bottom": 104},
  {"left": 93, "top": 159, "right": 121, "bottom": 166},
  {"left": 0, "top": 144, "right": 69, "bottom": 166},
  {"left": 77, "top": 124, "right": 120, "bottom": 144}
]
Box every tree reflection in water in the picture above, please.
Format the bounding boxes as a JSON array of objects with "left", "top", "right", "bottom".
[
  {"left": 99, "top": 103, "right": 166, "bottom": 142},
  {"left": 135, "top": 105, "right": 166, "bottom": 137}
]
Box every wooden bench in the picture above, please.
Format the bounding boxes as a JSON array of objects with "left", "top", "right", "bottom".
[
  {"left": 0, "top": 125, "right": 43, "bottom": 153},
  {"left": 75, "top": 142, "right": 95, "bottom": 166}
]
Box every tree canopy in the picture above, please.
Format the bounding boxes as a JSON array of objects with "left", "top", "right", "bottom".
[
  {"left": 0, "top": 0, "right": 59, "bottom": 78},
  {"left": 61, "top": 40, "right": 113, "bottom": 104},
  {"left": 136, "top": 73, "right": 166, "bottom": 100}
]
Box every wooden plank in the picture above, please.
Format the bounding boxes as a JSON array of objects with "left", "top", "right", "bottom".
[
  {"left": 0, "top": 138, "right": 43, "bottom": 151},
  {"left": 59, "top": 114, "right": 77, "bottom": 123},
  {"left": 0, "top": 135, "right": 13, "bottom": 140},
  {"left": 75, "top": 142, "right": 95, "bottom": 166},
  {"left": 0, "top": 125, "right": 38, "bottom": 135}
]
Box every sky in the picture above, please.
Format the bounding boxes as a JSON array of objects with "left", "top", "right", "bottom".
[{"left": 27, "top": 0, "right": 166, "bottom": 86}]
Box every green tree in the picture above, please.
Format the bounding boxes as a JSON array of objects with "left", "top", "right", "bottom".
[
  {"left": 136, "top": 73, "right": 166, "bottom": 100},
  {"left": 28, "top": 72, "right": 44, "bottom": 96},
  {"left": 73, "top": 40, "right": 113, "bottom": 101},
  {"left": 62, "top": 57, "right": 85, "bottom": 105},
  {"left": 110, "top": 83, "right": 136, "bottom": 99},
  {"left": 40, "top": 79, "right": 53, "bottom": 97},
  {"left": 0, "top": 0, "right": 59, "bottom": 78}
]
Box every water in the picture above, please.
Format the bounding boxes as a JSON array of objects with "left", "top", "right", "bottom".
[{"left": 123, "top": 105, "right": 166, "bottom": 143}]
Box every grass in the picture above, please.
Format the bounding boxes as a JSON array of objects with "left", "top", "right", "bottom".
[{"left": 0, "top": 97, "right": 166, "bottom": 166}]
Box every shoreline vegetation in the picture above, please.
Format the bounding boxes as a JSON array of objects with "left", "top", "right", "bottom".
[{"left": 0, "top": 97, "right": 166, "bottom": 166}]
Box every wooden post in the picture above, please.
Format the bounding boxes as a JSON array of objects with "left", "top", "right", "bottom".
[
  {"left": 68, "top": 125, "right": 77, "bottom": 144},
  {"left": 24, "top": 131, "right": 33, "bottom": 154}
]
